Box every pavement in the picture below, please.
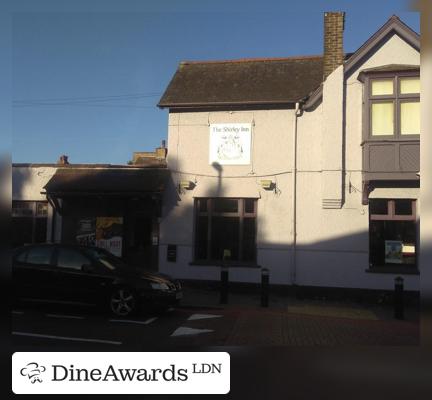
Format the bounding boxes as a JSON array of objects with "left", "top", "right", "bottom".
[
  {"left": 180, "top": 283, "right": 419, "bottom": 320},
  {"left": 178, "top": 283, "right": 419, "bottom": 346},
  {"left": 12, "top": 285, "right": 419, "bottom": 349}
]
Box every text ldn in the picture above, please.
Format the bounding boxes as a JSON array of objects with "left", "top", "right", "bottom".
[{"left": 192, "top": 363, "right": 222, "bottom": 374}]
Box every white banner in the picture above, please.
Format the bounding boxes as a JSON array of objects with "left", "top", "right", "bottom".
[
  {"left": 209, "top": 123, "right": 252, "bottom": 165},
  {"left": 12, "top": 352, "right": 230, "bottom": 394}
]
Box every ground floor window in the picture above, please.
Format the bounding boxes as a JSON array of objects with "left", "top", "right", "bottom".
[
  {"left": 369, "top": 199, "right": 417, "bottom": 268},
  {"left": 194, "top": 198, "right": 257, "bottom": 264},
  {"left": 12, "top": 201, "right": 48, "bottom": 247}
]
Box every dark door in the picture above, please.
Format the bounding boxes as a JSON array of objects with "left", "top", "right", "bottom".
[{"left": 127, "top": 217, "right": 153, "bottom": 268}]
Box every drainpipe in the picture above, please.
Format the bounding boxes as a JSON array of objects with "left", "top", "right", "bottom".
[{"left": 291, "top": 102, "right": 301, "bottom": 286}]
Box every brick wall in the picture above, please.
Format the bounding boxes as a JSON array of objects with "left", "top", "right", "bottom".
[{"left": 323, "top": 11, "right": 345, "bottom": 80}]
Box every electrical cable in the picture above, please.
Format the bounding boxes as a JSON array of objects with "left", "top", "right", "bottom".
[{"left": 169, "top": 168, "right": 364, "bottom": 179}]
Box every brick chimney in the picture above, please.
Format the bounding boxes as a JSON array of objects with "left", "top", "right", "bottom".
[
  {"left": 323, "top": 11, "right": 345, "bottom": 81},
  {"left": 155, "top": 140, "right": 167, "bottom": 160},
  {"left": 57, "top": 154, "right": 69, "bottom": 165}
]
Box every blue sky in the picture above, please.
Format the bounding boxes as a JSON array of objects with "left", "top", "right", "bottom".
[{"left": 8, "top": 0, "right": 419, "bottom": 164}]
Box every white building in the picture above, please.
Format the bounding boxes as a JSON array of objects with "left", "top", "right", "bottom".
[
  {"left": 12, "top": 150, "right": 169, "bottom": 270},
  {"left": 157, "top": 13, "right": 420, "bottom": 291},
  {"left": 12, "top": 164, "right": 60, "bottom": 246}
]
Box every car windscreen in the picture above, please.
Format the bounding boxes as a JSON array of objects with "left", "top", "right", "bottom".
[{"left": 83, "top": 248, "right": 128, "bottom": 271}]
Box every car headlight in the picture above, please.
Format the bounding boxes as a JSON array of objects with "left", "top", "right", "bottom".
[{"left": 150, "top": 282, "right": 170, "bottom": 291}]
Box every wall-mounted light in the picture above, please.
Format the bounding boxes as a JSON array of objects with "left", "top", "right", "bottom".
[
  {"left": 179, "top": 180, "right": 193, "bottom": 190},
  {"left": 178, "top": 180, "right": 195, "bottom": 193},
  {"left": 260, "top": 180, "right": 274, "bottom": 190}
]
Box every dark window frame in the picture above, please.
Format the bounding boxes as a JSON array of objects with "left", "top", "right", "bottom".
[
  {"left": 369, "top": 199, "right": 416, "bottom": 221},
  {"left": 193, "top": 198, "right": 257, "bottom": 265},
  {"left": 12, "top": 200, "right": 49, "bottom": 246},
  {"left": 368, "top": 199, "right": 418, "bottom": 272},
  {"left": 364, "top": 71, "right": 420, "bottom": 141}
]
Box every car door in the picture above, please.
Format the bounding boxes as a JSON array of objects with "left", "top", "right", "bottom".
[
  {"left": 13, "top": 245, "right": 56, "bottom": 302},
  {"left": 53, "top": 246, "right": 110, "bottom": 306}
]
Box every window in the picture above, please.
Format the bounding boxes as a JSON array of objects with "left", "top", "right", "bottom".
[
  {"left": 57, "top": 247, "right": 91, "bottom": 270},
  {"left": 369, "top": 199, "right": 417, "bottom": 269},
  {"left": 12, "top": 201, "right": 49, "bottom": 247},
  {"left": 15, "top": 248, "right": 29, "bottom": 263},
  {"left": 84, "top": 247, "right": 127, "bottom": 271},
  {"left": 194, "top": 198, "right": 257, "bottom": 264},
  {"left": 367, "top": 74, "right": 420, "bottom": 137},
  {"left": 26, "top": 246, "right": 53, "bottom": 266}
]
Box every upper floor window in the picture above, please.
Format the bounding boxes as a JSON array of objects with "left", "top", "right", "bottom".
[{"left": 368, "top": 74, "right": 420, "bottom": 138}]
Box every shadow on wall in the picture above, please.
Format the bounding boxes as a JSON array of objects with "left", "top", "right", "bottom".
[
  {"left": 11, "top": 166, "right": 57, "bottom": 248},
  {"left": 163, "top": 161, "right": 224, "bottom": 217},
  {"left": 12, "top": 166, "right": 33, "bottom": 200},
  {"left": 159, "top": 159, "right": 421, "bottom": 291}
]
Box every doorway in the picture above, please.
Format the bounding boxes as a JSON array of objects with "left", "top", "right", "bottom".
[{"left": 126, "top": 216, "right": 154, "bottom": 270}]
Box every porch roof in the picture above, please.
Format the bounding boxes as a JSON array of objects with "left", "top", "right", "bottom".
[{"left": 44, "top": 167, "right": 169, "bottom": 197}]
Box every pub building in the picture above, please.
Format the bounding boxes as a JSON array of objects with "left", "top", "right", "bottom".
[
  {"left": 156, "top": 14, "right": 421, "bottom": 292},
  {"left": 12, "top": 13, "right": 421, "bottom": 295}
]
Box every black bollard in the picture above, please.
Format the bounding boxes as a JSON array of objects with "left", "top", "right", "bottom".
[
  {"left": 261, "top": 267, "right": 269, "bottom": 307},
  {"left": 394, "top": 276, "right": 404, "bottom": 320},
  {"left": 220, "top": 266, "right": 229, "bottom": 304}
]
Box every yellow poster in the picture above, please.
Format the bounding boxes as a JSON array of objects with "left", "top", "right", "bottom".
[{"left": 96, "top": 217, "right": 123, "bottom": 257}]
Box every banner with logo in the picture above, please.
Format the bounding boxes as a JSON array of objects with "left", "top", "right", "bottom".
[
  {"left": 209, "top": 123, "right": 251, "bottom": 165},
  {"left": 96, "top": 217, "right": 123, "bottom": 257}
]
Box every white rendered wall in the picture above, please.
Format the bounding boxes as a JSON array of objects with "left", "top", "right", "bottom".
[
  {"left": 159, "top": 32, "right": 420, "bottom": 290},
  {"left": 12, "top": 166, "right": 61, "bottom": 242},
  {"left": 159, "top": 109, "right": 295, "bottom": 285}
]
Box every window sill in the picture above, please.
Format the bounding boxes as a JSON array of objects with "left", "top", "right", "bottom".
[
  {"left": 362, "top": 137, "right": 420, "bottom": 142},
  {"left": 189, "top": 260, "right": 261, "bottom": 268},
  {"left": 366, "top": 266, "right": 419, "bottom": 275}
]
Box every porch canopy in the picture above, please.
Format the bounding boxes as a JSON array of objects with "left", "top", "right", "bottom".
[{"left": 43, "top": 167, "right": 169, "bottom": 211}]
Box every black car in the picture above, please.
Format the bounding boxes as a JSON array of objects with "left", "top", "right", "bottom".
[{"left": 12, "top": 244, "right": 182, "bottom": 317}]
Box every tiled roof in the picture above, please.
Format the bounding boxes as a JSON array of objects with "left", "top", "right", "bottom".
[{"left": 158, "top": 55, "right": 324, "bottom": 108}]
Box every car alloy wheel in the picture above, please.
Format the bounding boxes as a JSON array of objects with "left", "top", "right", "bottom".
[{"left": 110, "top": 287, "right": 136, "bottom": 317}]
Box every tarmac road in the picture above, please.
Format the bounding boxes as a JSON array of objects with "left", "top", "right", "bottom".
[
  {"left": 12, "top": 303, "right": 237, "bottom": 351},
  {"left": 12, "top": 297, "right": 419, "bottom": 350}
]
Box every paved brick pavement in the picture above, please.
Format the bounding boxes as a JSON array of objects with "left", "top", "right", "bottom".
[
  {"left": 179, "top": 284, "right": 419, "bottom": 346},
  {"left": 224, "top": 307, "right": 418, "bottom": 346}
]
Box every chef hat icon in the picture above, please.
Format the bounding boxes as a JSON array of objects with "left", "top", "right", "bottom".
[{"left": 20, "top": 362, "right": 46, "bottom": 383}]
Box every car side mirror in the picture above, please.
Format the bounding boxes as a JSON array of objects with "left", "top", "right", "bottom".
[{"left": 81, "top": 264, "right": 95, "bottom": 273}]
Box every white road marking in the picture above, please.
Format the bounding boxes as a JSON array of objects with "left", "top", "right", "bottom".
[
  {"left": 12, "top": 331, "right": 122, "bottom": 345},
  {"left": 109, "top": 317, "right": 157, "bottom": 325},
  {"left": 143, "top": 317, "right": 158, "bottom": 324},
  {"left": 46, "top": 314, "right": 84, "bottom": 320},
  {"left": 12, "top": 310, "right": 24, "bottom": 315},
  {"left": 187, "top": 313, "right": 222, "bottom": 321},
  {"left": 170, "top": 327, "right": 214, "bottom": 337}
]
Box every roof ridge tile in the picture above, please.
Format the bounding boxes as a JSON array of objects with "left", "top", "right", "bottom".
[{"left": 180, "top": 54, "right": 324, "bottom": 65}]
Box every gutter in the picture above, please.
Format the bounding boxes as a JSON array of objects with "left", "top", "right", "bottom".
[
  {"left": 157, "top": 100, "right": 299, "bottom": 109},
  {"left": 291, "top": 102, "right": 302, "bottom": 286},
  {"left": 303, "top": 84, "right": 323, "bottom": 111}
]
